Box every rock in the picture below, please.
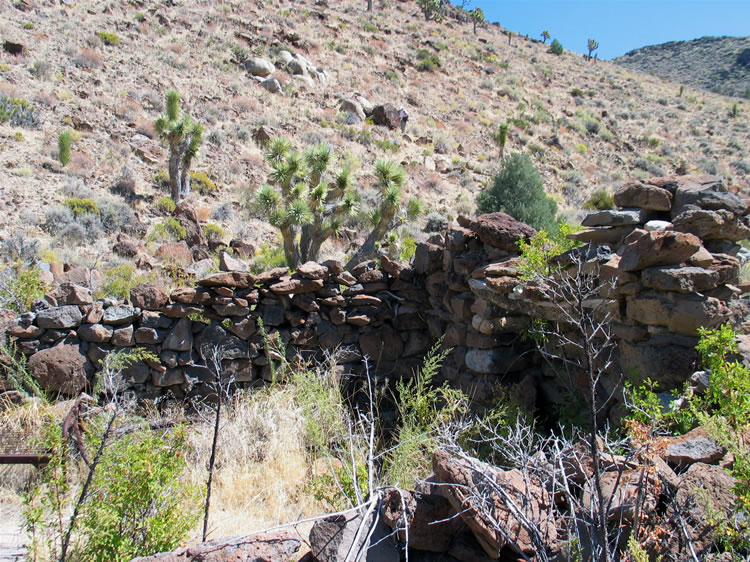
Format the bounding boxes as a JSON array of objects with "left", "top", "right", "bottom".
[
  {"left": 626, "top": 292, "right": 730, "bottom": 336},
  {"left": 131, "top": 530, "right": 301, "bottom": 562},
  {"left": 36, "top": 306, "right": 83, "bottom": 329},
  {"left": 229, "top": 239, "right": 255, "bottom": 259},
  {"left": 671, "top": 174, "right": 746, "bottom": 217},
  {"left": 252, "top": 125, "right": 277, "bottom": 145},
  {"left": 134, "top": 327, "right": 165, "bottom": 345},
  {"left": 644, "top": 219, "right": 673, "bottom": 232},
  {"left": 185, "top": 258, "right": 215, "bottom": 278},
  {"left": 170, "top": 287, "right": 212, "bottom": 305},
  {"left": 260, "top": 77, "right": 283, "bottom": 93},
  {"left": 641, "top": 266, "right": 719, "bottom": 293},
  {"left": 243, "top": 56, "right": 275, "bottom": 76},
  {"left": 102, "top": 305, "right": 138, "bottom": 325},
  {"left": 672, "top": 208, "right": 750, "bottom": 241},
  {"left": 688, "top": 246, "right": 714, "bottom": 267},
  {"left": 113, "top": 232, "right": 140, "bottom": 257},
  {"left": 156, "top": 241, "right": 193, "bottom": 265},
  {"left": 218, "top": 251, "right": 248, "bottom": 272},
  {"left": 381, "top": 488, "right": 464, "bottom": 552},
  {"left": 78, "top": 323, "right": 113, "bottom": 343},
  {"left": 565, "top": 226, "right": 634, "bottom": 245},
  {"left": 662, "top": 427, "right": 726, "bottom": 468},
  {"left": 432, "top": 449, "right": 555, "bottom": 557},
  {"left": 269, "top": 278, "right": 324, "bottom": 295},
  {"left": 465, "top": 347, "right": 527, "bottom": 375},
  {"left": 111, "top": 325, "right": 135, "bottom": 347},
  {"left": 153, "top": 368, "right": 184, "bottom": 387},
  {"left": 581, "top": 208, "right": 648, "bottom": 227},
  {"left": 254, "top": 267, "right": 289, "bottom": 284},
  {"left": 469, "top": 213, "right": 536, "bottom": 251},
  {"left": 619, "top": 231, "right": 702, "bottom": 272},
  {"left": 130, "top": 283, "right": 169, "bottom": 310},
  {"left": 339, "top": 98, "right": 366, "bottom": 122},
  {"left": 7, "top": 323, "right": 44, "bottom": 338},
  {"left": 296, "top": 261, "right": 328, "bottom": 279},
  {"left": 583, "top": 469, "right": 657, "bottom": 523},
  {"left": 174, "top": 203, "right": 207, "bottom": 248},
  {"left": 707, "top": 253, "right": 741, "bottom": 285},
  {"left": 372, "top": 103, "right": 401, "bottom": 130},
  {"left": 614, "top": 180, "right": 673, "bottom": 211},
  {"left": 162, "top": 317, "right": 193, "bottom": 351},
  {"left": 197, "top": 271, "right": 255, "bottom": 288},
  {"left": 28, "top": 343, "right": 91, "bottom": 395},
  {"left": 309, "top": 508, "right": 398, "bottom": 562},
  {"left": 619, "top": 340, "right": 698, "bottom": 389},
  {"left": 225, "top": 317, "right": 256, "bottom": 340},
  {"left": 46, "top": 283, "right": 92, "bottom": 306},
  {"left": 413, "top": 242, "right": 444, "bottom": 275},
  {"left": 359, "top": 325, "right": 404, "bottom": 361}
]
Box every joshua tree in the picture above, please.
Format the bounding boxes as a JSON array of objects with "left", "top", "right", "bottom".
[
  {"left": 507, "top": 30, "right": 514, "bottom": 45},
  {"left": 541, "top": 30, "right": 550, "bottom": 44},
  {"left": 417, "top": 0, "right": 444, "bottom": 21},
  {"left": 491, "top": 122, "right": 509, "bottom": 161},
  {"left": 346, "top": 159, "right": 422, "bottom": 267},
  {"left": 470, "top": 7, "right": 484, "bottom": 35},
  {"left": 587, "top": 38, "right": 599, "bottom": 61},
  {"left": 155, "top": 90, "right": 203, "bottom": 205},
  {"left": 366, "top": 0, "right": 372, "bottom": 11},
  {"left": 256, "top": 139, "right": 420, "bottom": 268}
]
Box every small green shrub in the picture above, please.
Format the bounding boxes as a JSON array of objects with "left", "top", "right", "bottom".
[
  {"left": 374, "top": 138, "right": 399, "bottom": 152},
  {"left": 58, "top": 130, "right": 72, "bottom": 166},
  {"left": 96, "top": 31, "right": 121, "bottom": 46},
  {"left": 154, "top": 169, "right": 170, "bottom": 189},
  {"left": 189, "top": 171, "right": 218, "bottom": 195},
  {"left": 570, "top": 87, "right": 584, "bottom": 97},
  {"left": 63, "top": 198, "right": 100, "bottom": 217},
  {"left": 0, "top": 264, "right": 48, "bottom": 312},
  {"left": 23, "top": 23, "right": 34, "bottom": 29},
  {"left": 251, "top": 242, "right": 287, "bottom": 272},
  {"left": 517, "top": 223, "right": 582, "bottom": 279},
  {"left": 363, "top": 23, "right": 378, "bottom": 33},
  {"left": 13, "top": 131, "right": 23, "bottom": 141},
  {"left": 203, "top": 223, "right": 225, "bottom": 242},
  {"left": 147, "top": 218, "right": 187, "bottom": 243},
  {"left": 96, "top": 263, "right": 157, "bottom": 300},
  {"left": 548, "top": 39, "right": 563, "bottom": 55},
  {"left": 155, "top": 196, "right": 176, "bottom": 214},
  {"left": 583, "top": 188, "right": 615, "bottom": 211},
  {"left": 0, "top": 94, "right": 39, "bottom": 128},
  {"left": 415, "top": 49, "right": 441, "bottom": 72}
]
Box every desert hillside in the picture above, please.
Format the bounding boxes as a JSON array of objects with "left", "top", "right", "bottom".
[
  {"left": 614, "top": 35, "right": 750, "bottom": 99},
  {"left": 0, "top": 0, "right": 748, "bottom": 267}
]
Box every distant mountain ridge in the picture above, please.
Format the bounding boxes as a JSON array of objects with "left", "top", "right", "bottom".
[{"left": 614, "top": 36, "right": 750, "bottom": 98}]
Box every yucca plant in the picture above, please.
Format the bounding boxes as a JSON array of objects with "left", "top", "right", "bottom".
[
  {"left": 154, "top": 90, "right": 203, "bottom": 204},
  {"left": 471, "top": 8, "right": 484, "bottom": 35},
  {"left": 492, "top": 122, "right": 509, "bottom": 161},
  {"left": 541, "top": 30, "right": 550, "bottom": 44}
]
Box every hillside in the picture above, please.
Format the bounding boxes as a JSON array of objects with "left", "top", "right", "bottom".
[
  {"left": 614, "top": 35, "right": 750, "bottom": 99},
  {"left": 0, "top": 0, "right": 749, "bottom": 270}
]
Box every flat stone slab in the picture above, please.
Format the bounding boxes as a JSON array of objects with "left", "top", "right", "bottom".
[{"left": 581, "top": 208, "right": 648, "bottom": 227}]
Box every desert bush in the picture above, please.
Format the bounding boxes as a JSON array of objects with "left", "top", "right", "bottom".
[
  {"left": 0, "top": 264, "right": 48, "bottom": 312},
  {"left": 203, "top": 223, "right": 225, "bottom": 243},
  {"left": 476, "top": 152, "right": 560, "bottom": 233},
  {"left": 0, "top": 94, "right": 39, "bottom": 128},
  {"left": 96, "top": 31, "right": 120, "bottom": 46},
  {"left": 251, "top": 242, "right": 286, "bottom": 273},
  {"left": 1, "top": 234, "right": 40, "bottom": 264},
  {"left": 147, "top": 218, "right": 187, "bottom": 243},
  {"left": 583, "top": 188, "right": 615, "bottom": 210},
  {"left": 97, "top": 198, "right": 137, "bottom": 234},
  {"left": 58, "top": 131, "right": 72, "bottom": 166},
  {"left": 211, "top": 203, "right": 233, "bottom": 222},
  {"left": 548, "top": 39, "right": 563, "bottom": 55},
  {"left": 96, "top": 263, "right": 157, "bottom": 300},
  {"left": 415, "top": 49, "right": 441, "bottom": 72},
  {"left": 517, "top": 223, "right": 582, "bottom": 278},
  {"left": 63, "top": 198, "right": 99, "bottom": 217},
  {"left": 156, "top": 197, "right": 176, "bottom": 215},
  {"left": 189, "top": 171, "right": 218, "bottom": 195},
  {"left": 423, "top": 211, "right": 449, "bottom": 233}
]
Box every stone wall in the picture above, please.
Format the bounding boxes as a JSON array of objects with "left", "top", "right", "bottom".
[{"left": 6, "top": 175, "right": 750, "bottom": 418}]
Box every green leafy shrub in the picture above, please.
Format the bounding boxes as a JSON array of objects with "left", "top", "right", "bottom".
[
  {"left": 548, "top": 39, "right": 563, "bottom": 55},
  {"left": 416, "top": 49, "right": 441, "bottom": 72},
  {"left": 96, "top": 31, "right": 121, "bottom": 45},
  {"left": 147, "top": 217, "right": 187, "bottom": 243},
  {"left": 583, "top": 188, "right": 615, "bottom": 210},
  {"left": 58, "top": 130, "right": 72, "bottom": 166},
  {"left": 203, "top": 223, "right": 225, "bottom": 243},
  {"left": 517, "top": 223, "right": 582, "bottom": 279},
  {"left": 0, "top": 94, "right": 39, "bottom": 128},
  {"left": 154, "top": 169, "right": 170, "bottom": 189},
  {"left": 0, "top": 264, "right": 48, "bottom": 312},
  {"left": 251, "top": 242, "right": 287, "bottom": 272},
  {"left": 96, "top": 263, "right": 157, "bottom": 300},
  {"left": 63, "top": 198, "right": 100, "bottom": 217},
  {"left": 189, "top": 171, "right": 218, "bottom": 195},
  {"left": 156, "top": 196, "right": 176, "bottom": 214},
  {"left": 476, "top": 152, "right": 560, "bottom": 233}
]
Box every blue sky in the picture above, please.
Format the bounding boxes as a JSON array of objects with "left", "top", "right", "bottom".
[{"left": 455, "top": 1, "right": 750, "bottom": 60}]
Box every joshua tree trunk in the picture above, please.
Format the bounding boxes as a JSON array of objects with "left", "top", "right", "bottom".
[
  {"left": 346, "top": 207, "right": 396, "bottom": 268},
  {"left": 169, "top": 147, "right": 182, "bottom": 204},
  {"left": 367, "top": 0, "right": 372, "bottom": 11},
  {"left": 280, "top": 226, "right": 299, "bottom": 269}
]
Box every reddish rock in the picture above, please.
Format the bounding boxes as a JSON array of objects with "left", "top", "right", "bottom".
[
  {"left": 380, "top": 255, "right": 403, "bottom": 277},
  {"left": 218, "top": 251, "right": 248, "bottom": 272},
  {"left": 468, "top": 212, "right": 536, "bottom": 252},
  {"left": 197, "top": 271, "right": 255, "bottom": 288},
  {"left": 170, "top": 287, "right": 212, "bottom": 305},
  {"left": 619, "top": 231, "right": 702, "bottom": 272},
  {"left": 130, "top": 283, "right": 169, "bottom": 310},
  {"left": 46, "top": 283, "right": 92, "bottom": 306},
  {"left": 174, "top": 202, "right": 207, "bottom": 248},
  {"left": 334, "top": 271, "right": 357, "bottom": 286},
  {"left": 661, "top": 427, "right": 726, "bottom": 468},
  {"left": 229, "top": 238, "right": 255, "bottom": 259},
  {"left": 254, "top": 267, "right": 289, "bottom": 284},
  {"left": 296, "top": 261, "right": 328, "bottom": 279},
  {"left": 614, "top": 180, "right": 673, "bottom": 211},
  {"left": 372, "top": 103, "right": 401, "bottom": 130},
  {"left": 269, "top": 278, "right": 323, "bottom": 295},
  {"left": 78, "top": 323, "right": 113, "bottom": 343},
  {"left": 359, "top": 325, "right": 403, "bottom": 361},
  {"left": 28, "top": 343, "right": 91, "bottom": 395},
  {"left": 707, "top": 253, "right": 741, "bottom": 285},
  {"left": 156, "top": 241, "right": 193, "bottom": 265},
  {"left": 111, "top": 325, "right": 135, "bottom": 347},
  {"left": 413, "top": 242, "right": 444, "bottom": 275},
  {"left": 346, "top": 314, "right": 371, "bottom": 326},
  {"left": 672, "top": 208, "right": 750, "bottom": 241},
  {"left": 113, "top": 232, "right": 141, "bottom": 257},
  {"left": 321, "top": 259, "right": 344, "bottom": 275}
]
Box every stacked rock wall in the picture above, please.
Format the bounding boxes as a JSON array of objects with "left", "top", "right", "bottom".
[{"left": 6, "top": 175, "right": 750, "bottom": 417}]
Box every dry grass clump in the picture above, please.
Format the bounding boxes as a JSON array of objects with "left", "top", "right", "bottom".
[{"left": 185, "top": 387, "right": 322, "bottom": 538}]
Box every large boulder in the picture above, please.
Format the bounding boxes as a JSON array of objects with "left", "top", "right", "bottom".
[
  {"left": 131, "top": 530, "right": 301, "bottom": 562},
  {"left": 660, "top": 427, "right": 726, "bottom": 468},
  {"left": 672, "top": 208, "right": 750, "bottom": 241},
  {"left": 243, "top": 57, "right": 275, "bottom": 76},
  {"left": 469, "top": 213, "right": 536, "bottom": 252},
  {"left": 46, "top": 283, "right": 92, "bottom": 306},
  {"left": 339, "top": 98, "right": 366, "bottom": 123},
  {"left": 670, "top": 174, "right": 747, "bottom": 217},
  {"left": 28, "top": 343, "right": 91, "bottom": 395},
  {"left": 619, "top": 231, "right": 702, "bottom": 272},
  {"left": 641, "top": 266, "right": 720, "bottom": 293},
  {"left": 174, "top": 203, "right": 207, "bottom": 248},
  {"left": 372, "top": 103, "right": 401, "bottom": 130},
  {"left": 614, "top": 180, "right": 673, "bottom": 211},
  {"left": 309, "top": 506, "right": 399, "bottom": 561},
  {"left": 36, "top": 306, "right": 83, "bottom": 329},
  {"left": 130, "top": 283, "right": 169, "bottom": 311}
]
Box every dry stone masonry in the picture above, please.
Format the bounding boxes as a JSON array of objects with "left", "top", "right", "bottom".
[{"left": 6, "top": 175, "right": 750, "bottom": 419}]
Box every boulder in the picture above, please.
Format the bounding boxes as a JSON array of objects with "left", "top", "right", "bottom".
[
  {"left": 218, "top": 251, "right": 248, "bottom": 272},
  {"left": 619, "top": 340, "right": 698, "bottom": 388},
  {"left": 670, "top": 174, "right": 747, "bottom": 217},
  {"left": 243, "top": 56, "right": 275, "bottom": 76},
  {"left": 78, "top": 323, "right": 113, "bottom": 343},
  {"left": 185, "top": 258, "right": 215, "bottom": 278},
  {"left": 413, "top": 242, "right": 444, "bottom": 275},
  {"left": 661, "top": 427, "right": 726, "bottom": 468},
  {"left": 162, "top": 317, "right": 193, "bottom": 352},
  {"left": 156, "top": 241, "right": 193, "bottom": 265},
  {"left": 581, "top": 208, "right": 648, "bottom": 227},
  {"left": 174, "top": 203, "right": 208, "bottom": 248},
  {"left": 614, "top": 180, "right": 673, "bottom": 211},
  {"left": 229, "top": 238, "right": 255, "bottom": 259},
  {"left": 372, "top": 103, "right": 401, "bottom": 130},
  {"left": 641, "top": 266, "right": 719, "bottom": 293},
  {"left": 339, "top": 98, "right": 366, "bottom": 122},
  {"left": 296, "top": 261, "right": 328, "bottom": 280},
  {"left": 102, "top": 305, "right": 138, "bottom": 325},
  {"left": 28, "top": 343, "right": 91, "bottom": 395},
  {"left": 644, "top": 219, "right": 673, "bottom": 232},
  {"left": 113, "top": 232, "right": 141, "bottom": 257},
  {"left": 469, "top": 213, "right": 536, "bottom": 251},
  {"left": 112, "top": 325, "right": 135, "bottom": 347},
  {"left": 619, "top": 231, "right": 702, "bottom": 272},
  {"left": 565, "top": 226, "right": 634, "bottom": 245},
  {"left": 269, "top": 278, "right": 324, "bottom": 295},
  {"left": 36, "top": 306, "right": 83, "bottom": 329},
  {"left": 359, "top": 325, "right": 404, "bottom": 362},
  {"left": 260, "top": 77, "right": 283, "bottom": 93},
  {"left": 131, "top": 530, "right": 301, "bottom": 562},
  {"left": 46, "top": 283, "right": 92, "bottom": 306},
  {"left": 130, "top": 283, "right": 169, "bottom": 310},
  {"left": 309, "top": 507, "right": 399, "bottom": 562},
  {"left": 197, "top": 271, "right": 255, "bottom": 288},
  {"left": 672, "top": 208, "right": 750, "bottom": 241}
]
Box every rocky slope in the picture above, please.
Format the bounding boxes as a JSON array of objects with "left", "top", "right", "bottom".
[
  {"left": 0, "top": 0, "right": 749, "bottom": 271},
  {"left": 614, "top": 35, "right": 750, "bottom": 99}
]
